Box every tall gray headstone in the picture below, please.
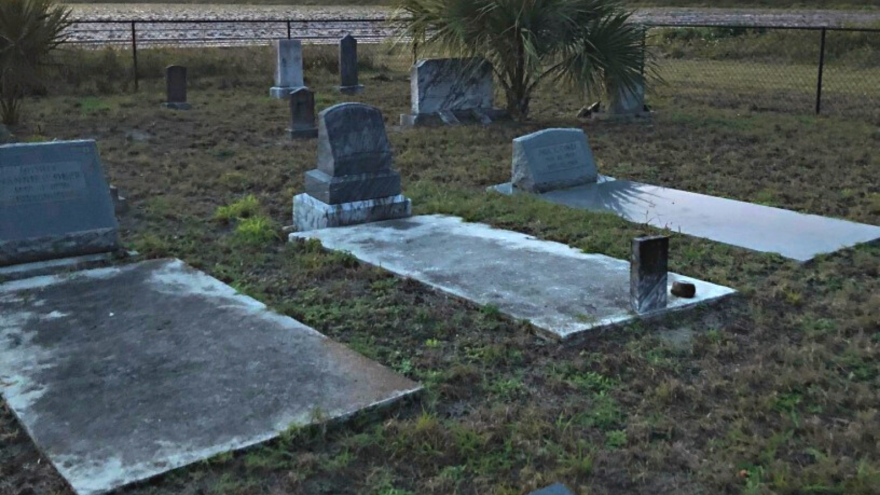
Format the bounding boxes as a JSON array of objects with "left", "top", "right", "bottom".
[
  {"left": 336, "top": 34, "right": 364, "bottom": 95},
  {"left": 162, "top": 66, "right": 190, "bottom": 110},
  {"left": 401, "top": 58, "right": 504, "bottom": 127},
  {"left": 630, "top": 235, "right": 669, "bottom": 314},
  {"left": 511, "top": 128, "right": 598, "bottom": 193},
  {"left": 293, "top": 103, "right": 411, "bottom": 231},
  {"left": 270, "top": 39, "right": 305, "bottom": 99},
  {"left": 288, "top": 87, "right": 318, "bottom": 139},
  {"left": 0, "top": 140, "right": 120, "bottom": 266}
]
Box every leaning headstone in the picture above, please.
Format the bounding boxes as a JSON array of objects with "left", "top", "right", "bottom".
[
  {"left": 630, "top": 235, "right": 669, "bottom": 314},
  {"left": 270, "top": 39, "right": 305, "bottom": 99},
  {"left": 400, "top": 58, "right": 505, "bottom": 127},
  {"left": 512, "top": 128, "right": 598, "bottom": 193},
  {"left": 293, "top": 103, "right": 411, "bottom": 231},
  {"left": 288, "top": 87, "right": 318, "bottom": 139},
  {"left": 162, "top": 65, "right": 191, "bottom": 110},
  {"left": 528, "top": 483, "right": 576, "bottom": 495},
  {"left": 336, "top": 34, "right": 364, "bottom": 95},
  {"left": 0, "top": 140, "right": 120, "bottom": 266}
]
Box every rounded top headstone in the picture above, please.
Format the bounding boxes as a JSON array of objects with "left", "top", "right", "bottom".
[{"left": 317, "top": 103, "right": 392, "bottom": 177}]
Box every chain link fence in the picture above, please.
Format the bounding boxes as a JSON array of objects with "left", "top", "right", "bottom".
[
  {"left": 63, "top": 19, "right": 880, "bottom": 118},
  {"left": 646, "top": 24, "right": 880, "bottom": 118}
]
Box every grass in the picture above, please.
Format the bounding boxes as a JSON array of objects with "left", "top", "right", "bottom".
[{"left": 1, "top": 42, "right": 879, "bottom": 495}]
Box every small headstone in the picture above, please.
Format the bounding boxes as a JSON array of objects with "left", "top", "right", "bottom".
[
  {"left": 512, "top": 128, "right": 598, "bottom": 193},
  {"left": 528, "top": 483, "right": 576, "bottom": 495},
  {"left": 270, "top": 39, "right": 305, "bottom": 99},
  {"left": 0, "top": 124, "right": 14, "bottom": 144},
  {"left": 0, "top": 140, "right": 120, "bottom": 266},
  {"left": 162, "top": 66, "right": 191, "bottom": 110},
  {"left": 609, "top": 82, "right": 646, "bottom": 115},
  {"left": 631, "top": 235, "right": 669, "bottom": 314},
  {"left": 293, "top": 103, "right": 411, "bottom": 231},
  {"left": 401, "top": 58, "right": 505, "bottom": 126},
  {"left": 110, "top": 185, "right": 129, "bottom": 214},
  {"left": 288, "top": 87, "right": 318, "bottom": 139},
  {"left": 336, "top": 34, "right": 364, "bottom": 95},
  {"left": 672, "top": 281, "right": 696, "bottom": 298}
]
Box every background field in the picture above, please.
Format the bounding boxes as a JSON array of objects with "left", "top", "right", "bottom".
[{"left": 2, "top": 36, "right": 879, "bottom": 495}]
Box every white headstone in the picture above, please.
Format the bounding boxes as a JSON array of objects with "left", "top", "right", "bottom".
[
  {"left": 270, "top": 39, "right": 305, "bottom": 99},
  {"left": 511, "top": 128, "right": 598, "bottom": 193},
  {"left": 411, "top": 58, "right": 494, "bottom": 114}
]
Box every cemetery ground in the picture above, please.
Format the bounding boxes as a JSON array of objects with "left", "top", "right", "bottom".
[{"left": 2, "top": 47, "right": 880, "bottom": 495}]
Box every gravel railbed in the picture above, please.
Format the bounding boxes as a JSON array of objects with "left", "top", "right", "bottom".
[{"left": 64, "top": 4, "right": 880, "bottom": 47}]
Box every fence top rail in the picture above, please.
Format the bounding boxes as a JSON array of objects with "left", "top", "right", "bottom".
[
  {"left": 643, "top": 22, "right": 880, "bottom": 33},
  {"left": 72, "top": 18, "right": 398, "bottom": 24},
  {"left": 68, "top": 18, "right": 880, "bottom": 33}
]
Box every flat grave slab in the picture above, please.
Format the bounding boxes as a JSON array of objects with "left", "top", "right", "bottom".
[
  {"left": 534, "top": 180, "right": 880, "bottom": 262},
  {"left": 290, "top": 215, "right": 735, "bottom": 341},
  {"left": 0, "top": 259, "right": 420, "bottom": 495}
]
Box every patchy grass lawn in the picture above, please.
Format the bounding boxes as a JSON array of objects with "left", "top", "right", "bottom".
[{"left": 1, "top": 46, "right": 879, "bottom": 495}]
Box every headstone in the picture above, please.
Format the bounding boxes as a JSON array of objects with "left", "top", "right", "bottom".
[
  {"left": 631, "top": 235, "right": 669, "bottom": 314},
  {"left": 293, "top": 103, "right": 411, "bottom": 231},
  {"left": 162, "top": 65, "right": 191, "bottom": 110},
  {"left": 528, "top": 483, "right": 576, "bottom": 495},
  {"left": 336, "top": 34, "right": 364, "bottom": 95},
  {"left": 270, "top": 39, "right": 305, "bottom": 99},
  {"left": 288, "top": 87, "right": 318, "bottom": 139},
  {"left": 608, "top": 82, "right": 646, "bottom": 116},
  {"left": 511, "top": 128, "right": 598, "bottom": 193},
  {"left": 400, "top": 58, "right": 505, "bottom": 126},
  {"left": 0, "top": 140, "right": 120, "bottom": 266}
]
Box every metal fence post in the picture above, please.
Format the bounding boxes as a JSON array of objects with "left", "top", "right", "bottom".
[
  {"left": 287, "top": 20, "right": 291, "bottom": 39},
  {"left": 131, "top": 21, "right": 139, "bottom": 92},
  {"left": 815, "top": 27, "right": 826, "bottom": 115}
]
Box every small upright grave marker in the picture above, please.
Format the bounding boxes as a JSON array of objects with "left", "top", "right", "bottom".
[
  {"left": 511, "top": 128, "right": 598, "bottom": 193},
  {"left": 401, "top": 58, "right": 505, "bottom": 126},
  {"left": 270, "top": 39, "right": 305, "bottom": 99},
  {"left": 0, "top": 140, "right": 120, "bottom": 266},
  {"left": 630, "top": 235, "right": 669, "bottom": 314},
  {"left": 162, "top": 65, "right": 191, "bottom": 110},
  {"left": 288, "top": 87, "right": 318, "bottom": 139},
  {"left": 336, "top": 34, "right": 364, "bottom": 95},
  {"left": 293, "top": 103, "right": 411, "bottom": 231}
]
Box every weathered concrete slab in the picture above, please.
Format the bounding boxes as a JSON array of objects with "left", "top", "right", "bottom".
[
  {"left": 532, "top": 180, "right": 880, "bottom": 262},
  {"left": 0, "top": 259, "right": 420, "bottom": 495},
  {"left": 291, "top": 215, "right": 735, "bottom": 341}
]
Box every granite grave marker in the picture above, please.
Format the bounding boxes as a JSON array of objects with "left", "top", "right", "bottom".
[
  {"left": 336, "top": 34, "right": 364, "bottom": 95},
  {"left": 631, "top": 235, "right": 669, "bottom": 314},
  {"left": 270, "top": 39, "right": 305, "bottom": 99},
  {"left": 401, "top": 58, "right": 504, "bottom": 126},
  {"left": 162, "top": 65, "right": 191, "bottom": 110},
  {"left": 0, "top": 140, "right": 120, "bottom": 266},
  {"left": 293, "top": 103, "right": 411, "bottom": 231},
  {"left": 512, "top": 128, "right": 598, "bottom": 193},
  {"left": 288, "top": 87, "right": 318, "bottom": 139}
]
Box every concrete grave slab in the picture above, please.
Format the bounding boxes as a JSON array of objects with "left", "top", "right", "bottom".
[
  {"left": 0, "top": 259, "right": 420, "bottom": 495},
  {"left": 290, "top": 215, "right": 736, "bottom": 341},
  {"left": 528, "top": 180, "right": 880, "bottom": 262}
]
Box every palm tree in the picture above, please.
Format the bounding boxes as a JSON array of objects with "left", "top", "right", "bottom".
[
  {"left": 0, "top": 0, "right": 71, "bottom": 125},
  {"left": 395, "top": 0, "right": 651, "bottom": 120}
]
